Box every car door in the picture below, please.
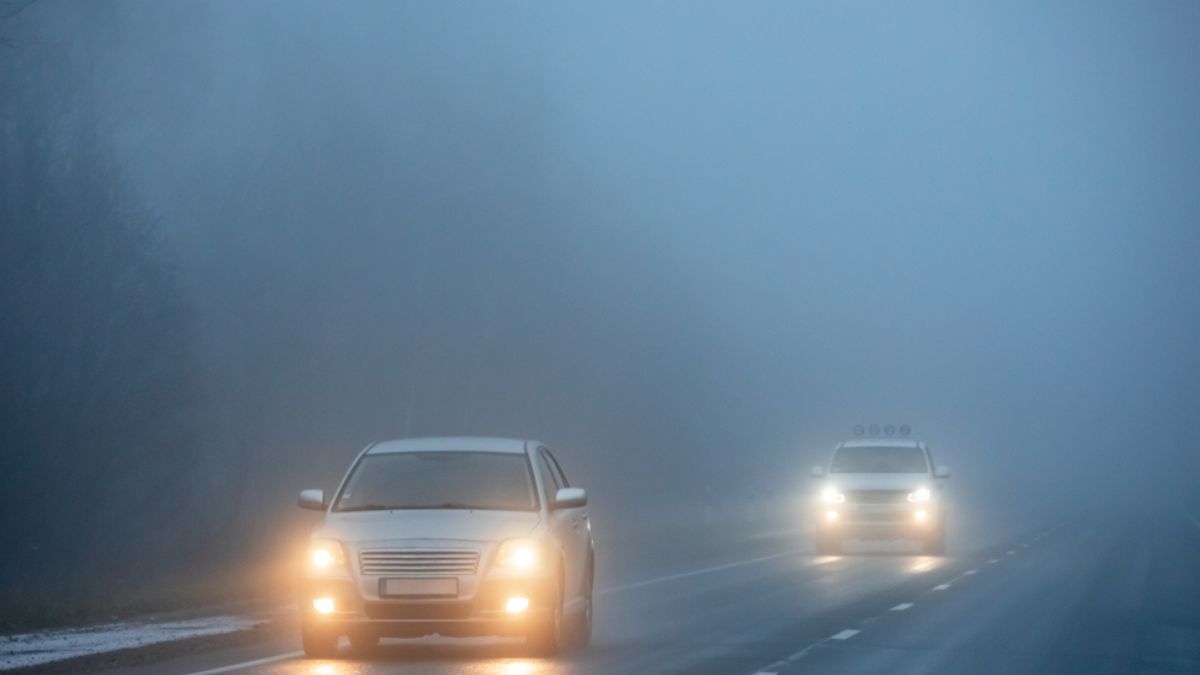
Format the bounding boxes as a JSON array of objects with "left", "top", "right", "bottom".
[{"left": 538, "top": 447, "right": 586, "bottom": 606}]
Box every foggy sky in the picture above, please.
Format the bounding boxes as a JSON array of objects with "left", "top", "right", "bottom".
[{"left": 16, "top": 0, "right": 1200, "bottom": 528}]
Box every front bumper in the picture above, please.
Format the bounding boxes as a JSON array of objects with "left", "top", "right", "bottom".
[
  {"left": 817, "top": 503, "right": 942, "bottom": 539},
  {"left": 300, "top": 576, "right": 556, "bottom": 638}
]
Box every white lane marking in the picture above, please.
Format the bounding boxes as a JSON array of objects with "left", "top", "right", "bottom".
[
  {"left": 751, "top": 624, "right": 864, "bottom": 670},
  {"left": 185, "top": 651, "right": 303, "bottom": 675},
  {"left": 753, "top": 672, "right": 778, "bottom": 675},
  {"left": 933, "top": 583, "right": 951, "bottom": 591},
  {"left": 964, "top": 569, "right": 977, "bottom": 575},
  {"left": 890, "top": 602, "right": 914, "bottom": 611},
  {"left": 598, "top": 551, "right": 796, "bottom": 596},
  {"left": 1186, "top": 509, "right": 1200, "bottom": 534},
  {"left": 1006, "top": 550, "right": 1016, "bottom": 555},
  {"left": 987, "top": 558, "right": 999, "bottom": 564},
  {"left": 1021, "top": 543, "right": 1029, "bottom": 548}
]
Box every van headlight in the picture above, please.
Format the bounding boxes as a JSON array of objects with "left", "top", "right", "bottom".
[
  {"left": 907, "top": 487, "right": 932, "bottom": 503},
  {"left": 496, "top": 539, "right": 540, "bottom": 571},
  {"left": 309, "top": 539, "right": 347, "bottom": 571},
  {"left": 820, "top": 487, "right": 845, "bottom": 504}
]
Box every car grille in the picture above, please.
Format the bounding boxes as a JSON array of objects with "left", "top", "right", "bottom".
[
  {"left": 359, "top": 548, "right": 480, "bottom": 576},
  {"left": 845, "top": 489, "right": 908, "bottom": 504}
]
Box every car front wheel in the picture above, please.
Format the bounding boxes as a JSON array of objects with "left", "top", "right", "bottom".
[
  {"left": 347, "top": 628, "right": 378, "bottom": 655},
  {"left": 301, "top": 620, "right": 339, "bottom": 658},
  {"left": 527, "top": 582, "right": 564, "bottom": 656},
  {"left": 573, "top": 556, "right": 594, "bottom": 649}
]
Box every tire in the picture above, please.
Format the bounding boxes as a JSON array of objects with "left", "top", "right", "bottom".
[
  {"left": 526, "top": 579, "right": 564, "bottom": 656},
  {"left": 301, "top": 620, "right": 339, "bottom": 658},
  {"left": 573, "top": 556, "right": 594, "bottom": 649},
  {"left": 347, "top": 628, "right": 378, "bottom": 655},
  {"left": 815, "top": 531, "right": 842, "bottom": 555}
]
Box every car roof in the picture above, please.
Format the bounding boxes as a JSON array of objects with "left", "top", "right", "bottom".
[
  {"left": 366, "top": 436, "right": 534, "bottom": 455},
  {"left": 838, "top": 439, "right": 925, "bottom": 449}
]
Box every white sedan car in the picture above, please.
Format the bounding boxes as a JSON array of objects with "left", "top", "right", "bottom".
[{"left": 296, "top": 437, "right": 594, "bottom": 657}]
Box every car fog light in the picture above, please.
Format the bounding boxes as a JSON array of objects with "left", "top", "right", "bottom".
[
  {"left": 506, "top": 596, "right": 530, "bottom": 613},
  {"left": 313, "top": 597, "right": 335, "bottom": 614},
  {"left": 825, "top": 510, "right": 838, "bottom": 522},
  {"left": 914, "top": 510, "right": 928, "bottom": 522}
]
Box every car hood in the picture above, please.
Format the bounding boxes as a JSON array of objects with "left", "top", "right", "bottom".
[
  {"left": 824, "top": 473, "right": 930, "bottom": 491},
  {"left": 315, "top": 509, "right": 541, "bottom": 545}
]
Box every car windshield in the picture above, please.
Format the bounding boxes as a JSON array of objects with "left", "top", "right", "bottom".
[
  {"left": 334, "top": 451, "right": 537, "bottom": 512},
  {"left": 831, "top": 446, "right": 928, "bottom": 473}
]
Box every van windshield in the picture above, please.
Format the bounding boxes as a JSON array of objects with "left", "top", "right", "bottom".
[{"left": 831, "top": 446, "right": 928, "bottom": 473}]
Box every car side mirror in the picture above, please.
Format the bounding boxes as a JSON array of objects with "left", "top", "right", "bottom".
[
  {"left": 934, "top": 465, "right": 951, "bottom": 479},
  {"left": 810, "top": 465, "right": 826, "bottom": 478},
  {"left": 298, "top": 489, "right": 326, "bottom": 510},
  {"left": 553, "top": 487, "right": 587, "bottom": 510}
]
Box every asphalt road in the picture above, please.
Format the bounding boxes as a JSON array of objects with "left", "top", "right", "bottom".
[{"left": 103, "top": 505, "right": 1200, "bottom": 675}]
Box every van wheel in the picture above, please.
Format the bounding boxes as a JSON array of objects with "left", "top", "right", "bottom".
[
  {"left": 816, "top": 531, "right": 842, "bottom": 555},
  {"left": 922, "top": 529, "right": 946, "bottom": 555},
  {"left": 301, "top": 620, "right": 339, "bottom": 658}
]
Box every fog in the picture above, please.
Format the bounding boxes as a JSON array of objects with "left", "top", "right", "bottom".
[{"left": 2, "top": 1, "right": 1198, "bottom": 625}]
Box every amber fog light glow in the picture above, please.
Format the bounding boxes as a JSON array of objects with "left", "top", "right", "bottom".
[
  {"left": 505, "top": 596, "right": 530, "bottom": 613},
  {"left": 825, "top": 510, "right": 839, "bottom": 522},
  {"left": 914, "top": 510, "right": 928, "bottom": 522},
  {"left": 313, "top": 597, "right": 335, "bottom": 614}
]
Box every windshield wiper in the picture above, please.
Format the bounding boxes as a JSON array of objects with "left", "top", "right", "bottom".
[
  {"left": 337, "top": 503, "right": 399, "bottom": 512},
  {"left": 337, "top": 502, "right": 489, "bottom": 512}
]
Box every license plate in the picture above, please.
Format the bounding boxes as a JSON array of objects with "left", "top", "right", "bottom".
[{"left": 381, "top": 577, "right": 458, "bottom": 598}]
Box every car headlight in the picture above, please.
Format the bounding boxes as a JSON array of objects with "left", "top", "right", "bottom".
[
  {"left": 907, "top": 487, "right": 932, "bottom": 503},
  {"left": 820, "top": 487, "right": 845, "bottom": 504},
  {"left": 309, "top": 539, "right": 347, "bottom": 571},
  {"left": 495, "top": 539, "right": 541, "bottom": 571}
]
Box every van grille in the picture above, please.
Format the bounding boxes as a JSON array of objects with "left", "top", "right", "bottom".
[
  {"left": 359, "top": 548, "right": 479, "bottom": 576},
  {"left": 845, "top": 490, "right": 908, "bottom": 504}
]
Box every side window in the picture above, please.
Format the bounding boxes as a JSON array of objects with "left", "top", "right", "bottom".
[
  {"left": 537, "top": 451, "right": 560, "bottom": 506},
  {"left": 542, "top": 448, "right": 570, "bottom": 487}
]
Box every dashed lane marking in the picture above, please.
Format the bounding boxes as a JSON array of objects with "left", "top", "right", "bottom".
[
  {"left": 933, "top": 583, "right": 951, "bottom": 591},
  {"left": 186, "top": 651, "right": 303, "bottom": 675},
  {"left": 598, "top": 551, "right": 797, "bottom": 596},
  {"left": 891, "top": 603, "right": 914, "bottom": 611},
  {"left": 988, "top": 558, "right": 999, "bottom": 564},
  {"left": 831, "top": 629, "right": 860, "bottom": 640},
  {"left": 1186, "top": 509, "right": 1200, "bottom": 534}
]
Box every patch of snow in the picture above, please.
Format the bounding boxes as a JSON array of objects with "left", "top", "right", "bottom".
[{"left": 0, "top": 615, "right": 262, "bottom": 670}]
